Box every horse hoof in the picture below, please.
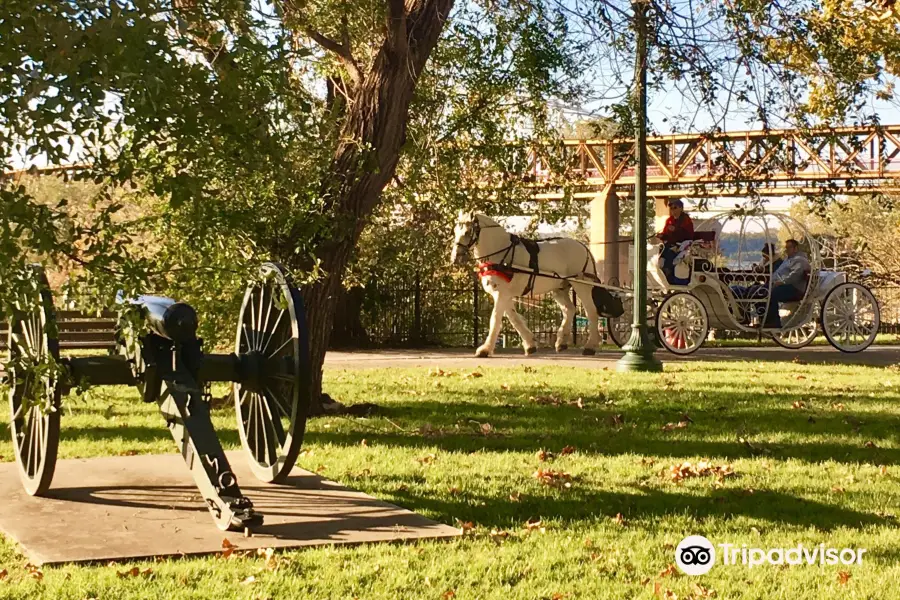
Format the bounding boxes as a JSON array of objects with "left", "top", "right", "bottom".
[
  {"left": 525, "top": 346, "right": 537, "bottom": 356},
  {"left": 556, "top": 344, "right": 568, "bottom": 353},
  {"left": 582, "top": 348, "right": 596, "bottom": 356},
  {"left": 475, "top": 349, "right": 491, "bottom": 358}
]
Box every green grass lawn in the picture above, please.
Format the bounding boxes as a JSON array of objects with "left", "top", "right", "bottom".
[{"left": 1, "top": 361, "right": 899, "bottom": 599}]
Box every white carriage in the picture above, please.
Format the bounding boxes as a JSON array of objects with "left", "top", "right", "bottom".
[{"left": 607, "top": 210, "right": 881, "bottom": 354}]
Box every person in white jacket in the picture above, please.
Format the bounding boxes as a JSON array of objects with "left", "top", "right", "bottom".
[{"left": 763, "top": 239, "right": 810, "bottom": 328}]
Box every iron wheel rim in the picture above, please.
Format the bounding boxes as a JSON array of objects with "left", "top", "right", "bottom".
[
  {"left": 233, "top": 262, "right": 311, "bottom": 482},
  {"left": 8, "top": 270, "right": 61, "bottom": 496}
]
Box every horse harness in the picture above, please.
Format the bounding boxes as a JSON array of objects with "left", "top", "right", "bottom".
[{"left": 467, "top": 217, "right": 598, "bottom": 295}]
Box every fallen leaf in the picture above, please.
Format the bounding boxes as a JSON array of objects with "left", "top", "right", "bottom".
[
  {"left": 661, "top": 420, "right": 690, "bottom": 432},
  {"left": 536, "top": 449, "right": 555, "bottom": 462},
  {"left": 221, "top": 538, "right": 238, "bottom": 558},
  {"left": 415, "top": 453, "right": 437, "bottom": 465},
  {"left": 442, "top": 590, "right": 456, "bottom": 599},
  {"left": 560, "top": 445, "right": 576, "bottom": 456},
  {"left": 360, "top": 439, "right": 368, "bottom": 447},
  {"left": 509, "top": 492, "right": 521, "bottom": 502},
  {"left": 448, "top": 486, "right": 461, "bottom": 495},
  {"left": 489, "top": 528, "right": 510, "bottom": 543},
  {"left": 837, "top": 571, "right": 851, "bottom": 585},
  {"left": 480, "top": 422, "right": 494, "bottom": 435},
  {"left": 0, "top": 569, "right": 6, "bottom": 581},
  {"left": 25, "top": 564, "right": 42, "bottom": 581},
  {"left": 658, "top": 564, "right": 679, "bottom": 578},
  {"left": 500, "top": 383, "right": 510, "bottom": 391},
  {"left": 613, "top": 513, "right": 627, "bottom": 527},
  {"left": 880, "top": 465, "right": 889, "bottom": 476},
  {"left": 465, "top": 371, "right": 483, "bottom": 379},
  {"left": 831, "top": 486, "right": 845, "bottom": 494},
  {"left": 832, "top": 403, "right": 846, "bottom": 411},
  {"left": 667, "top": 461, "right": 735, "bottom": 482},
  {"left": 791, "top": 400, "right": 806, "bottom": 410},
  {"left": 524, "top": 518, "right": 546, "bottom": 533},
  {"left": 864, "top": 441, "right": 877, "bottom": 448},
  {"left": 795, "top": 375, "right": 807, "bottom": 380},
  {"left": 116, "top": 567, "right": 140, "bottom": 578},
  {"left": 533, "top": 468, "right": 573, "bottom": 488},
  {"left": 690, "top": 582, "right": 716, "bottom": 598},
  {"left": 551, "top": 594, "right": 570, "bottom": 600},
  {"left": 456, "top": 520, "right": 475, "bottom": 534},
  {"left": 315, "top": 464, "right": 326, "bottom": 473}
]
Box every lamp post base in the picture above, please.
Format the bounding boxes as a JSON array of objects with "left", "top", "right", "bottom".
[{"left": 616, "top": 327, "right": 662, "bottom": 372}]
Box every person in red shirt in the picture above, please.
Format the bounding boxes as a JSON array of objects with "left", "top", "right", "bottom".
[
  {"left": 653, "top": 199, "right": 695, "bottom": 283},
  {"left": 655, "top": 199, "right": 694, "bottom": 244}
]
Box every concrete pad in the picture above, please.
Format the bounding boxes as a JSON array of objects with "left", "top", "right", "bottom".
[{"left": 0, "top": 452, "right": 459, "bottom": 565}]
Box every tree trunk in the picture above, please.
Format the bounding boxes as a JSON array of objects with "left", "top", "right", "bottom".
[
  {"left": 299, "top": 0, "right": 455, "bottom": 414},
  {"left": 330, "top": 287, "right": 369, "bottom": 349}
]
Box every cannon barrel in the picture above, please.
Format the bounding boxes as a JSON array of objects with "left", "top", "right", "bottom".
[{"left": 128, "top": 295, "right": 199, "bottom": 343}]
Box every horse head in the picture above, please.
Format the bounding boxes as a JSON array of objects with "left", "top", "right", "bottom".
[{"left": 451, "top": 211, "right": 477, "bottom": 265}]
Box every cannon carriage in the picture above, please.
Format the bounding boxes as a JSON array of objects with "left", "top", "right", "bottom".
[
  {"left": 606, "top": 210, "right": 881, "bottom": 355},
  {"left": 3, "top": 262, "right": 310, "bottom": 532}
]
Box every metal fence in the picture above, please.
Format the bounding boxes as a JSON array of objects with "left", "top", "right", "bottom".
[
  {"left": 360, "top": 274, "right": 609, "bottom": 348},
  {"left": 358, "top": 276, "right": 900, "bottom": 348}
]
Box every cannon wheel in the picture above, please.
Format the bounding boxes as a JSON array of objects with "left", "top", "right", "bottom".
[
  {"left": 821, "top": 282, "right": 880, "bottom": 353},
  {"left": 7, "top": 269, "right": 62, "bottom": 496},
  {"left": 771, "top": 302, "right": 819, "bottom": 349},
  {"left": 234, "top": 262, "right": 311, "bottom": 483},
  {"left": 655, "top": 292, "right": 708, "bottom": 355}
]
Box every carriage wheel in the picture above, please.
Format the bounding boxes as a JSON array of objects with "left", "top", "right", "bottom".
[
  {"left": 771, "top": 301, "right": 819, "bottom": 349},
  {"left": 607, "top": 296, "right": 633, "bottom": 348},
  {"left": 655, "top": 292, "right": 708, "bottom": 355},
  {"left": 234, "top": 262, "right": 311, "bottom": 483},
  {"left": 821, "top": 282, "right": 880, "bottom": 353},
  {"left": 7, "top": 270, "right": 62, "bottom": 496},
  {"left": 607, "top": 296, "right": 659, "bottom": 348}
]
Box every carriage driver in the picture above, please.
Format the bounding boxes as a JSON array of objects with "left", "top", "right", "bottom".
[
  {"left": 763, "top": 239, "right": 811, "bottom": 329},
  {"left": 653, "top": 199, "right": 695, "bottom": 282}
]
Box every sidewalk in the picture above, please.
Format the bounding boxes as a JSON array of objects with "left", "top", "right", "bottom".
[{"left": 324, "top": 345, "right": 900, "bottom": 369}]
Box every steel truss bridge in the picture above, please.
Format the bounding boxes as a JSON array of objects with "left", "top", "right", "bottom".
[{"left": 526, "top": 124, "right": 900, "bottom": 199}]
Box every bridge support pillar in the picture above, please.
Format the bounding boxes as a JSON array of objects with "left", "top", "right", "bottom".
[
  {"left": 654, "top": 197, "right": 669, "bottom": 235},
  {"left": 590, "top": 183, "right": 619, "bottom": 283}
]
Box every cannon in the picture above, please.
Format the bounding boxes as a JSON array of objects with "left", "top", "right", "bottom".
[{"left": 4, "top": 263, "right": 311, "bottom": 532}]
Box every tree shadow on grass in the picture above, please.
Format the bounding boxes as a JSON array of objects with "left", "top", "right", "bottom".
[
  {"left": 307, "top": 395, "right": 900, "bottom": 466},
  {"left": 380, "top": 480, "right": 889, "bottom": 532}
]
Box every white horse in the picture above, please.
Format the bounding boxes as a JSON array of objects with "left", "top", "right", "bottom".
[{"left": 450, "top": 212, "right": 610, "bottom": 357}]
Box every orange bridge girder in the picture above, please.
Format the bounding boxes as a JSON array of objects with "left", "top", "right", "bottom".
[{"left": 527, "top": 124, "right": 900, "bottom": 200}]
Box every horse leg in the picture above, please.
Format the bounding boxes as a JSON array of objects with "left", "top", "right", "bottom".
[
  {"left": 476, "top": 284, "right": 507, "bottom": 358},
  {"left": 551, "top": 287, "right": 575, "bottom": 352},
  {"left": 504, "top": 303, "right": 537, "bottom": 355},
  {"left": 572, "top": 283, "right": 601, "bottom": 355}
]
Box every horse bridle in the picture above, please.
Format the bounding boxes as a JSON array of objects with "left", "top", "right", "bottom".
[{"left": 455, "top": 216, "right": 501, "bottom": 257}]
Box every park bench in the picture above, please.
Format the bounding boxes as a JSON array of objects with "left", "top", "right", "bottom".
[{"left": 0, "top": 310, "right": 118, "bottom": 353}]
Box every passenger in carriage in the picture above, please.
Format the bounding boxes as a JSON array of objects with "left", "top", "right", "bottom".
[
  {"left": 753, "top": 243, "right": 783, "bottom": 274},
  {"left": 653, "top": 199, "right": 695, "bottom": 283},
  {"left": 762, "top": 239, "right": 811, "bottom": 329},
  {"left": 731, "top": 243, "right": 783, "bottom": 323}
]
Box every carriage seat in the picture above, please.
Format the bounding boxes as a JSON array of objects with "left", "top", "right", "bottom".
[{"left": 692, "top": 231, "right": 716, "bottom": 242}]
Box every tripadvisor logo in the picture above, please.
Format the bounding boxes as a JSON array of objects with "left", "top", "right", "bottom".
[{"left": 674, "top": 536, "right": 867, "bottom": 574}]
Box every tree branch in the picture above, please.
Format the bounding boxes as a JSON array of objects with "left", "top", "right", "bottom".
[
  {"left": 386, "top": 0, "right": 408, "bottom": 55},
  {"left": 279, "top": 1, "right": 363, "bottom": 86}
]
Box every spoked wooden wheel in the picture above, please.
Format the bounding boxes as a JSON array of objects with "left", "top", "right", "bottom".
[
  {"left": 821, "top": 283, "right": 880, "bottom": 353},
  {"left": 7, "top": 270, "right": 62, "bottom": 496},
  {"left": 607, "top": 296, "right": 633, "bottom": 348},
  {"left": 234, "top": 262, "right": 311, "bottom": 482},
  {"left": 771, "top": 302, "right": 819, "bottom": 349},
  {"left": 655, "top": 292, "right": 708, "bottom": 355}
]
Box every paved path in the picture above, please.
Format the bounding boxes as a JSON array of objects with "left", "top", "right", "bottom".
[{"left": 325, "top": 345, "right": 900, "bottom": 369}]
